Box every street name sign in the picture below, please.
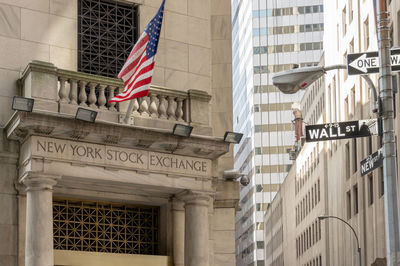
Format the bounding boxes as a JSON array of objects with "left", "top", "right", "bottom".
[
  {"left": 347, "top": 48, "right": 400, "bottom": 75},
  {"left": 305, "top": 119, "right": 380, "bottom": 142},
  {"left": 360, "top": 149, "right": 383, "bottom": 176}
]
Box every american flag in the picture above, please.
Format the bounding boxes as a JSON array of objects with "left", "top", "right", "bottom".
[{"left": 109, "top": 0, "right": 165, "bottom": 103}]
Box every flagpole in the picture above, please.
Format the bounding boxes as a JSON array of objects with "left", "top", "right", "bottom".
[
  {"left": 123, "top": 99, "right": 135, "bottom": 124},
  {"left": 115, "top": 0, "right": 165, "bottom": 123}
]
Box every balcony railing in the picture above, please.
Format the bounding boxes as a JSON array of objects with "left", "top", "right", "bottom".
[{"left": 19, "top": 61, "right": 211, "bottom": 129}]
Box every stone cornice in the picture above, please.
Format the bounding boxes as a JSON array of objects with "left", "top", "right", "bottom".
[
  {"left": 0, "top": 152, "right": 18, "bottom": 165},
  {"left": 188, "top": 89, "right": 212, "bottom": 102},
  {"left": 6, "top": 111, "right": 230, "bottom": 160}
]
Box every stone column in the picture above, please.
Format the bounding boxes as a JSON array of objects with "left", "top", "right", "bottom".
[
  {"left": 172, "top": 198, "right": 185, "bottom": 266},
  {"left": 181, "top": 191, "right": 210, "bottom": 266},
  {"left": 21, "top": 172, "right": 59, "bottom": 266}
]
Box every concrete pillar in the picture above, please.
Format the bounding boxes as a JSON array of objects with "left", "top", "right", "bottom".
[
  {"left": 181, "top": 191, "right": 210, "bottom": 266},
  {"left": 21, "top": 172, "right": 59, "bottom": 266},
  {"left": 172, "top": 198, "right": 185, "bottom": 266}
]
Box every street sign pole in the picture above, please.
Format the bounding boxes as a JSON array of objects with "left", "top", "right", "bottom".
[{"left": 377, "top": 0, "right": 400, "bottom": 265}]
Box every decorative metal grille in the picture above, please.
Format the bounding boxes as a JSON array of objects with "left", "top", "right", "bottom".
[
  {"left": 78, "top": 0, "right": 139, "bottom": 78},
  {"left": 53, "top": 199, "right": 159, "bottom": 255}
]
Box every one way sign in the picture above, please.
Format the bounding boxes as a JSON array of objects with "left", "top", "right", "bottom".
[{"left": 347, "top": 48, "right": 400, "bottom": 75}]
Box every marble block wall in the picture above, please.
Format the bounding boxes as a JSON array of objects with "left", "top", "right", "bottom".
[{"left": 0, "top": 0, "right": 235, "bottom": 265}]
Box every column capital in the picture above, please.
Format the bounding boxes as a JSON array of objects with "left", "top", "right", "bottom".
[
  {"left": 177, "top": 190, "right": 212, "bottom": 207},
  {"left": 20, "top": 172, "right": 60, "bottom": 191},
  {"left": 171, "top": 197, "right": 185, "bottom": 211}
]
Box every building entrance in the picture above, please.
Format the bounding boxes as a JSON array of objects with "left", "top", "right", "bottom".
[{"left": 53, "top": 199, "right": 169, "bottom": 266}]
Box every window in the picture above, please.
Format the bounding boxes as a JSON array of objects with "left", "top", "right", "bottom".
[
  {"left": 256, "top": 203, "right": 268, "bottom": 211},
  {"left": 351, "top": 86, "right": 355, "bottom": 117},
  {"left": 256, "top": 184, "right": 263, "bottom": 192},
  {"left": 354, "top": 185, "right": 359, "bottom": 214},
  {"left": 337, "top": 24, "right": 339, "bottom": 50},
  {"left": 314, "top": 183, "right": 317, "bottom": 204},
  {"left": 349, "top": 39, "right": 354, "bottom": 53},
  {"left": 368, "top": 174, "right": 374, "bottom": 205},
  {"left": 368, "top": 136, "right": 373, "bottom": 155},
  {"left": 343, "top": 51, "right": 348, "bottom": 80},
  {"left": 256, "top": 222, "right": 264, "bottom": 230},
  {"left": 364, "top": 17, "right": 370, "bottom": 49},
  {"left": 342, "top": 7, "right": 347, "bottom": 36},
  {"left": 344, "top": 97, "right": 349, "bottom": 120},
  {"left": 256, "top": 166, "right": 261, "bottom": 174},
  {"left": 333, "top": 76, "right": 337, "bottom": 122},
  {"left": 318, "top": 220, "right": 321, "bottom": 240},
  {"left": 53, "top": 199, "right": 159, "bottom": 254},
  {"left": 353, "top": 139, "right": 358, "bottom": 173},
  {"left": 317, "top": 179, "right": 320, "bottom": 202},
  {"left": 306, "top": 194, "right": 308, "bottom": 215},
  {"left": 348, "top": 0, "right": 353, "bottom": 23},
  {"left": 312, "top": 223, "right": 315, "bottom": 244},
  {"left": 255, "top": 147, "right": 262, "bottom": 155},
  {"left": 379, "top": 167, "right": 384, "bottom": 197},
  {"left": 257, "top": 241, "right": 264, "bottom": 249},
  {"left": 78, "top": 0, "right": 139, "bottom": 78},
  {"left": 347, "top": 190, "right": 352, "bottom": 219},
  {"left": 345, "top": 142, "right": 350, "bottom": 178},
  {"left": 312, "top": 187, "right": 314, "bottom": 208}
]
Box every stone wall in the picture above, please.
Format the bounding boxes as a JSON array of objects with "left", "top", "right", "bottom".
[{"left": 0, "top": 0, "right": 235, "bottom": 265}]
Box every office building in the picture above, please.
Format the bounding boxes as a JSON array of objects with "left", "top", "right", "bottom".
[{"left": 232, "top": 1, "right": 324, "bottom": 265}]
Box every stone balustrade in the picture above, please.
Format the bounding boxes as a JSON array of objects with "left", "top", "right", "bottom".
[{"left": 19, "top": 61, "right": 212, "bottom": 128}]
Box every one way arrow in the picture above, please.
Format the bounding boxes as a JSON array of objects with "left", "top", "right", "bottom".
[
  {"left": 349, "top": 53, "right": 371, "bottom": 73},
  {"left": 347, "top": 48, "right": 400, "bottom": 75},
  {"left": 349, "top": 53, "right": 379, "bottom": 73}
]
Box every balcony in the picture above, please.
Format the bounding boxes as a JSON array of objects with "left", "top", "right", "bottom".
[
  {"left": 6, "top": 61, "right": 229, "bottom": 161},
  {"left": 18, "top": 61, "right": 212, "bottom": 135}
]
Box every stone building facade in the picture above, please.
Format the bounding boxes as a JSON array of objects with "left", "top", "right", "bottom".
[{"left": 0, "top": 0, "right": 238, "bottom": 266}]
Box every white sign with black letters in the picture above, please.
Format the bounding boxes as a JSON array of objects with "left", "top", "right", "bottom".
[
  {"left": 305, "top": 119, "right": 379, "bottom": 142},
  {"left": 347, "top": 48, "right": 400, "bottom": 75}
]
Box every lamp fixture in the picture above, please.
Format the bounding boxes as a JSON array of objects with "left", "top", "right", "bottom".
[
  {"left": 12, "top": 96, "right": 34, "bottom": 112},
  {"left": 75, "top": 107, "right": 98, "bottom": 123},
  {"left": 172, "top": 124, "right": 193, "bottom": 137},
  {"left": 223, "top": 131, "right": 243, "bottom": 144},
  {"left": 318, "top": 215, "right": 329, "bottom": 220}
]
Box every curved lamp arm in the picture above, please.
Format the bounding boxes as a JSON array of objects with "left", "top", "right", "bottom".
[
  {"left": 318, "top": 215, "right": 360, "bottom": 251},
  {"left": 323, "top": 65, "right": 378, "bottom": 113}
]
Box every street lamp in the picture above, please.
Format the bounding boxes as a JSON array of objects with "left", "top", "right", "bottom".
[
  {"left": 318, "top": 215, "right": 361, "bottom": 266},
  {"left": 273, "top": 63, "right": 400, "bottom": 264},
  {"left": 272, "top": 64, "right": 379, "bottom": 113}
]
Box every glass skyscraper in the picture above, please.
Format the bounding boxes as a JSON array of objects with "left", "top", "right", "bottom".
[{"left": 232, "top": 1, "right": 324, "bottom": 265}]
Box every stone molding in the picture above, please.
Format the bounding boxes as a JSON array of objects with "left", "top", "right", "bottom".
[
  {"left": 6, "top": 112, "right": 230, "bottom": 160},
  {"left": 177, "top": 190, "right": 213, "bottom": 207},
  {"left": 171, "top": 197, "right": 185, "bottom": 211},
  {"left": 20, "top": 172, "right": 60, "bottom": 192},
  {"left": 0, "top": 152, "right": 19, "bottom": 165}
]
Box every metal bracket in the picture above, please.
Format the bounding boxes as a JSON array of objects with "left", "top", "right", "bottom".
[{"left": 119, "top": 114, "right": 134, "bottom": 125}]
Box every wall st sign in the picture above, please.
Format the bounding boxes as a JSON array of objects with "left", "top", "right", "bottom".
[
  {"left": 305, "top": 119, "right": 379, "bottom": 142},
  {"left": 29, "top": 136, "right": 211, "bottom": 177}
]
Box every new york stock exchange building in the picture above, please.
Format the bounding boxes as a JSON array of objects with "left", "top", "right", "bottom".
[{"left": 0, "top": 0, "right": 239, "bottom": 266}]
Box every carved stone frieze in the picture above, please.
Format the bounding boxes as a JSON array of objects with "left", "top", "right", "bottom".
[
  {"left": 70, "top": 130, "right": 90, "bottom": 140},
  {"left": 33, "top": 126, "right": 55, "bottom": 135}
]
